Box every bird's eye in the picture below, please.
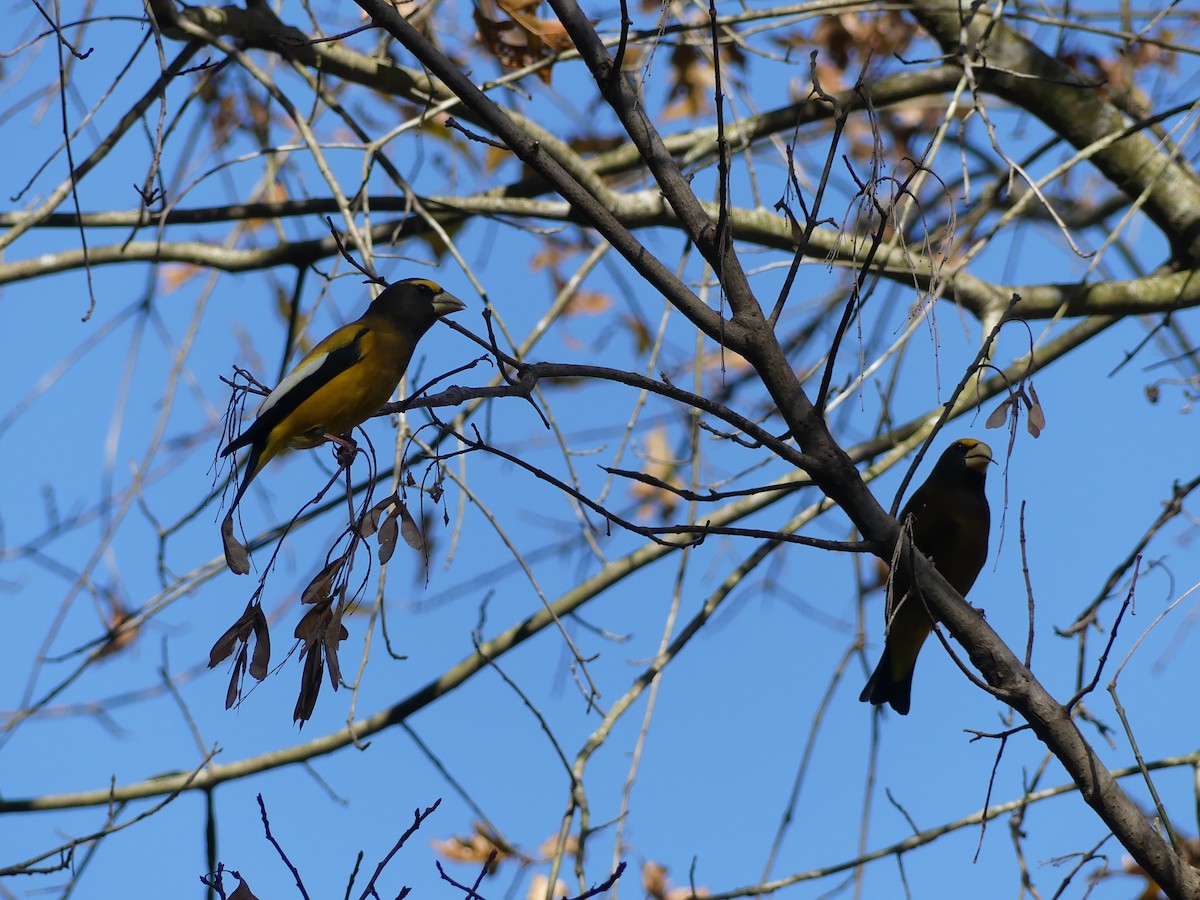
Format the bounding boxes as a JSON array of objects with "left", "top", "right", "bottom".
[{"left": 418, "top": 282, "right": 435, "bottom": 296}]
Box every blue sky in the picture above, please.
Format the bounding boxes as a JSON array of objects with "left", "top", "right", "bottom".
[{"left": 2, "top": 4, "right": 1199, "bottom": 899}]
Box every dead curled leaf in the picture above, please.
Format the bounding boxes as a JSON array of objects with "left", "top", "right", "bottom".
[
  {"left": 431, "top": 821, "right": 514, "bottom": 871},
  {"left": 358, "top": 505, "right": 383, "bottom": 538},
  {"left": 630, "top": 426, "right": 683, "bottom": 519},
  {"left": 249, "top": 611, "right": 271, "bottom": 681},
  {"left": 642, "top": 861, "right": 669, "bottom": 900},
  {"left": 209, "top": 601, "right": 271, "bottom": 710},
  {"left": 561, "top": 289, "right": 613, "bottom": 317},
  {"left": 642, "top": 860, "right": 710, "bottom": 900},
  {"left": 985, "top": 395, "right": 1011, "bottom": 429},
  {"left": 985, "top": 381, "right": 1046, "bottom": 438},
  {"left": 222, "top": 513, "right": 251, "bottom": 575},
  {"left": 227, "top": 874, "right": 261, "bottom": 900},
  {"left": 398, "top": 503, "right": 425, "bottom": 552},
  {"left": 1024, "top": 382, "right": 1046, "bottom": 437},
  {"left": 292, "top": 601, "right": 350, "bottom": 724},
  {"left": 209, "top": 602, "right": 268, "bottom": 669},
  {"left": 368, "top": 499, "right": 425, "bottom": 564},
  {"left": 359, "top": 493, "right": 401, "bottom": 539},
  {"left": 474, "top": 0, "right": 573, "bottom": 82},
  {"left": 95, "top": 602, "right": 139, "bottom": 659},
  {"left": 226, "top": 648, "right": 246, "bottom": 710},
  {"left": 301, "top": 558, "right": 344, "bottom": 605},
  {"left": 378, "top": 513, "right": 399, "bottom": 564},
  {"left": 662, "top": 44, "right": 715, "bottom": 120}
]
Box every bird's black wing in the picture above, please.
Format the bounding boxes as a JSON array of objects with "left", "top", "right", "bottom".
[{"left": 221, "top": 327, "right": 368, "bottom": 456}]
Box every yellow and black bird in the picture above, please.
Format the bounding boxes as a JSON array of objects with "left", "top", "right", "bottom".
[
  {"left": 860, "top": 438, "right": 992, "bottom": 715},
  {"left": 221, "top": 277, "right": 466, "bottom": 520}
]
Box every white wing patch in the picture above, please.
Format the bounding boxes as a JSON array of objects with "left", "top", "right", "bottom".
[{"left": 257, "top": 348, "right": 333, "bottom": 418}]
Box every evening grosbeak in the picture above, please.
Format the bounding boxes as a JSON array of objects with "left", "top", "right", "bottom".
[
  {"left": 221, "top": 277, "right": 466, "bottom": 521},
  {"left": 859, "top": 438, "right": 993, "bottom": 715}
]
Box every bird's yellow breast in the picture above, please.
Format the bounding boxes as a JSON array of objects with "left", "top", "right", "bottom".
[{"left": 273, "top": 324, "right": 413, "bottom": 451}]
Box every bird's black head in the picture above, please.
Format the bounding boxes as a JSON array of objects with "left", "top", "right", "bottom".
[
  {"left": 368, "top": 278, "right": 467, "bottom": 333},
  {"left": 933, "top": 438, "right": 994, "bottom": 481}
]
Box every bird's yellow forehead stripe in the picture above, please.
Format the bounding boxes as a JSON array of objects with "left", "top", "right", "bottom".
[{"left": 407, "top": 278, "right": 442, "bottom": 292}]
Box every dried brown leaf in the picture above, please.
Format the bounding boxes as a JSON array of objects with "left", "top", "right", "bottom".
[
  {"left": 537, "top": 833, "right": 579, "bottom": 859},
  {"left": 562, "top": 289, "right": 613, "bottom": 317},
  {"left": 697, "top": 348, "right": 752, "bottom": 375},
  {"left": 985, "top": 396, "right": 1011, "bottom": 430},
  {"left": 473, "top": 821, "right": 519, "bottom": 857},
  {"left": 811, "top": 12, "right": 915, "bottom": 68},
  {"left": 378, "top": 513, "right": 399, "bottom": 564},
  {"left": 642, "top": 861, "right": 669, "bottom": 900},
  {"left": 294, "top": 602, "right": 328, "bottom": 643},
  {"left": 294, "top": 642, "right": 325, "bottom": 724},
  {"left": 228, "top": 876, "right": 261, "bottom": 900},
  {"left": 530, "top": 244, "right": 569, "bottom": 272},
  {"left": 159, "top": 264, "right": 202, "bottom": 295},
  {"left": 1025, "top": 383, "right": 1046, "bottom": 437},
  {"left": 323, "top": 609, "right": 349, "bottom": 689},
  {"left": 623, "top": 313, "right": 652, "bottom": 355},
  {"left": 301, "top": 558, "right": 343, "bottom": 605},
  {"left": 399, "top": 503, "right": 425, "bottom": 552},
  {"left": 662, "top": 44, "right": 714, "bottom": 121},
  {"left": 642, "top": 860, "right": 709, "bottom": 900},
  {"left": 358, "top": 505, "right": 383, "bottom": 538},
  {"left": 95, "top": 604, "right": 139, "bottom": 659},
  {"left": 474, "top": 0, "right": 571, "bottom": 82},
  {"left": 291, "top": 601, "right": 348, "bottom": 722},
  {"left": 249, "top": 606, "right": 271, "bottom": 681},
  {"left": 432, "top": 831, "right": 505, "bottom": 869},
  {"left": 225, "top": 646, "right": 247, "bottom": 710},
  {"left": 483, "top": 144, "right": 513, "bottom": 173},
  {"left": 630, "top": 427, "right": 683, "bottom": 520},
  {"left": 209, "top": 603, "right": 255, "bottom": 668},
  {"left": 222, "top": 514, "right": 251, "bottom": 575},
  {"left": 496, "top": 0, "right": 572, "bottom": 51}
]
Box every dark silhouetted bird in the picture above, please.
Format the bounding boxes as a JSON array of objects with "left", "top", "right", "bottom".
[{"left": 860, "top": 438, "right": 992, "bottom": 715}]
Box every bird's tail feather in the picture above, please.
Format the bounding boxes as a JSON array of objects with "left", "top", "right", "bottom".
[
  {"left": 859, "top": 646, "right": 914, "bottom": 715},
  {"left": 226, "top": 440, "right": 266, "bottom": 514}
]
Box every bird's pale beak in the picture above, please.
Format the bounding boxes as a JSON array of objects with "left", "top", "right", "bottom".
[
  {"left": 963, "top": 441, "right": 994, "bottom": 471},
  {"left": 433, "top": 292, "right": 467, "bottom": 317}
]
